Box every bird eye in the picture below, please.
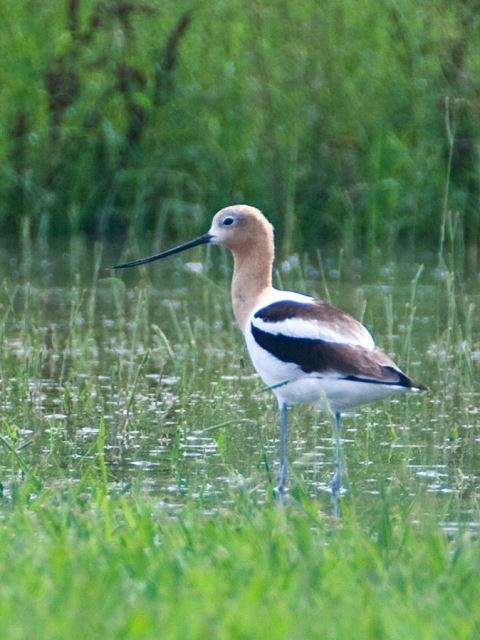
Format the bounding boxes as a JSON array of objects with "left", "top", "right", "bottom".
[{"left": 223, "top": 217, "right": 234, "bottom": 226}]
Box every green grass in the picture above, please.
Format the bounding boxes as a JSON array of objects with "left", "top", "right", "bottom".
[
  {"left": 0, "top": 238, "right": 479, "bottom": 638},
  {"left": 1, "top": 0, "right": 480, "bottom": 261},
  {"left": 1, "top": 5, "right": 479, "bottom": 633},
  {"left": 1, "top": 485, "right": 479, "bottom": 640}
]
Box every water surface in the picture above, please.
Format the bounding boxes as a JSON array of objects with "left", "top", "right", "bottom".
[{"left": 0, "top": 239, "right": 478, "bottom": 527}]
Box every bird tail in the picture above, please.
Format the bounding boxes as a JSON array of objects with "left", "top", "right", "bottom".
[{"left": 385, "top": 367, "right": 428, "bottom": 392}]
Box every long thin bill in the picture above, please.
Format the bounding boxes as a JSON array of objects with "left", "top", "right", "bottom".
[{"left": 113, "top": 233, "right": 213, "bottom": 269}]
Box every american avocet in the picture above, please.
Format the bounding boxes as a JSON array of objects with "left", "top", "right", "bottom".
[{"left": 114, "top": 205, "right": 426, "bottom": 506}]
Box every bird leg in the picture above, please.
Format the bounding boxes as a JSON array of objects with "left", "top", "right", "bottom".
[
  {"left": 331, "top": 411, "right": 342, "bottom": 516},
  {"left": 274, "top": 402, "right": 288, "bottom": 504}
]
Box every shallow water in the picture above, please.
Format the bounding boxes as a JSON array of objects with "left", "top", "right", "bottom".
[{"left": 0, "top": 238, "right": 479, "bottom": 527}]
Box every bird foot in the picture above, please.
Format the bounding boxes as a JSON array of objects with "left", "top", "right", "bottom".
[
  {"left": 330, "top": 469, "right": 344, "bottom": 517},
  {"left": 273, "top": 484, "right": 288, "bottom": 507},
  {"left": 330, "top": 468, "right": 341, "bottom": 497}
]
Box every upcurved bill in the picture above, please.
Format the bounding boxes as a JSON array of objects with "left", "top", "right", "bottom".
[{"left": 113, "top": 233, "right": 213, "bottom": 269}]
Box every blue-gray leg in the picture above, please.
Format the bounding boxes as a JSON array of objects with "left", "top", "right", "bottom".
[
  {"left": 274, "top": 402, "right": 288, "bottom": 504},
  {"left": 331, "top": 411, "right": 342, "bottom": 516}
]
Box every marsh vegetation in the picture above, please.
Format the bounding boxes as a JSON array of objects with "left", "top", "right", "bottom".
[
  {"left": 1, "top": 1, "right": 480, "bottom": 637},
  {"left": 0, "top": 236, "right": 479, "bottom": 637}
]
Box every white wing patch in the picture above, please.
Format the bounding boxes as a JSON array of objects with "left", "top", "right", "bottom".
[
  {"left": 250, "top": 291, "right": 375, "bottom": 350},
  {"left": 251, "top": 315, "right": 373, "bottom": 347}
]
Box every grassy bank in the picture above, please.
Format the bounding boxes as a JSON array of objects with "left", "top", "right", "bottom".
[
  {"left": 1, "top": 0, "right": 479, "bottom": 260},
  {"left": 1, "top": 485, "right": 479, "bottom": 640}
]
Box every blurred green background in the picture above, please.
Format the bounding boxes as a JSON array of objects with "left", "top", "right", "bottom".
[{"left": 1, "top": 0, "right": 479, "bottom": 261}]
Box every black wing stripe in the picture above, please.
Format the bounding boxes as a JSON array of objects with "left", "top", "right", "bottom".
[
  {"left": 251, "top": 325, "right": 413, "bottom": 387},
  {"left": 340, "top": 372, "right": 412, "bottom": 387},
  {"left": 254, "top": 300, "right": 316, "bottom": 322},
  {"left": 254, "top": 299, "right": 348, "bottom": 323},
  {"left": 251, "top": 324, "right": 331, "bottom": 374}
]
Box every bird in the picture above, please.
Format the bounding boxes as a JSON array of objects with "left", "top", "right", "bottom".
[{"left": 114, "top": 204, "right": 426, "bottom": 509}]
